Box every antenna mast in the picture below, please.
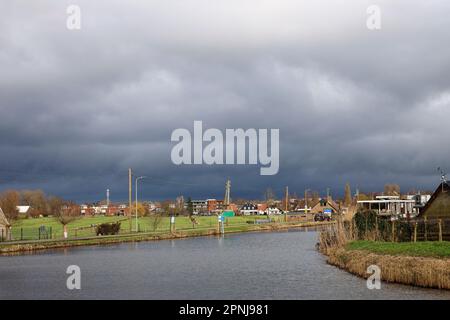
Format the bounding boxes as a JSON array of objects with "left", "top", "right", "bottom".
[
  {"left": 224, "top": 178, "right": 231, "bottom": 209},
  {"left": 438, "top": 167, "right": 447, "bottom": 192}
]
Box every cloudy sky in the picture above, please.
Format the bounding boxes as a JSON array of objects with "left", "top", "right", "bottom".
[{"left": 1, "top": 0, "right": 450, "bottom": 202}]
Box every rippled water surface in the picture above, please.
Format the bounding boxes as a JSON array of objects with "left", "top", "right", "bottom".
[{"left": 1, "top": 229, "right": 449, "bottom": 299}]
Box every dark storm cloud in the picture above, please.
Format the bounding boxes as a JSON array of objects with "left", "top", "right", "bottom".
[{"left": 1, "top": 0, "right": 450, "bottom": 201}]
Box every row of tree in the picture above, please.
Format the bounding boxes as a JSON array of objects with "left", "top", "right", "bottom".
[{"left": 0, "top": 189, "right": 72, "bottom": 221}]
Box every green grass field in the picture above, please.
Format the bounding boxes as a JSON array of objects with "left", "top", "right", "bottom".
[
  {"left": 346, "top": 240, "right": 450, "bottom": 258},
  {"left": 9, "top": 215, "right": 285, "bottom": 241}
]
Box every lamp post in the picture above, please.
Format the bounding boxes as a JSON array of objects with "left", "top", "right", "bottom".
[{"left": 135, "top": 176, "right": 146, "bottom": 232}]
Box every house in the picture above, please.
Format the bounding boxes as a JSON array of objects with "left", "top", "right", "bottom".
[
  {"left": 265, "top": 206, "right": 282, "bottom": 215},
  {"left": 185, "top": 200, "right": 208, "bottom": 215},
  {"left": 417, "top": 181, "right": 450, "bottom": 219},
  {"left": 310, "top": 197, "right": 340, "bottom": 216},
  {"left": 80, "top": 204, "right": 95, "bottom": 216},
  {"left": 118, "top": 204, "right": 130, "bottom": 215},
  {"left": 257, "top": 203, "right": 268, "bottom": 215},
  {"left": 357, "top": 195, "right": 416, "bottom": 219},
  {"left": 228, "top": 203, "right": 239, "bottom": 215},
  {"left": 294, "top": 199, "right": 316, "bottom": 214},
  {"left": 240, "top": 203, "right": 258, "bottom": 215},
  {"left": 0, "top": 207, "right": 11, "bottom": 240},
  {"left": 192, "top": 200, "right": 208, "bottom": 214},
  {"left": 16, "top": 205, "right": 31, "bottom": 216},
  {"left": 406, "top": 193, "right": 431, "bottom": 215},
  {"left": 207, "top": 199, "right": 225, "bottom": 214}
]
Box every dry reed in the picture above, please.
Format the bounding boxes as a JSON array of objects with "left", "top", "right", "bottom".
[{"left": 319, "top": 218, "right": 450, "bottom": 289}]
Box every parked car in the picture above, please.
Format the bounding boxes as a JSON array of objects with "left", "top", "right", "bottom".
[{"left": 314, "top": 213, "right": 331, "bottom": 222}]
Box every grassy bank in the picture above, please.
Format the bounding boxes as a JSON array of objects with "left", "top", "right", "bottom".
[
  {"left": 0, "top": 220, "right": 333, "bottom": 255},
  {"left": 346, "top": 240, "right": 450, "bottom": 258},
  {"left": 9, "top": 215, "right": 282, "bottom": 240}
]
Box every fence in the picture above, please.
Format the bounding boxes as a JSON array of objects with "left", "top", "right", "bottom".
[
  {"left": 1, "top": 226, "right": 54, "bottom": 242},
  {"left": 351, "top": 211, "right": 450, "bottom": 242}
]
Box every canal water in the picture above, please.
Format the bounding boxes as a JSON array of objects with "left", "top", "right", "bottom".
[{"left": 1, "top": 229, "right": 449, "bottom": 300}]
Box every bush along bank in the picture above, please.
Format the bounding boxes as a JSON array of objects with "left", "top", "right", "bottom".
[{"left": 318, "top": 213, "right": 450, "bottom": 290}]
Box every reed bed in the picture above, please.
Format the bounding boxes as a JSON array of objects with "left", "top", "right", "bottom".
[
  {"left": 327, "top": 248, "right": 450, "bottom": 289},
  {"left": 319, "top": 216, "right": 450, "bottom": 289}
]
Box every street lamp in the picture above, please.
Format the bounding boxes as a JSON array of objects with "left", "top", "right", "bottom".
[{"left": 135, "top": 176, "right": 147, "bottom": 232}]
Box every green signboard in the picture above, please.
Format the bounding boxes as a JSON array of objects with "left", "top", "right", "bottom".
[{"left": 222, "top": 210, "right": 235, "bottom": 217}]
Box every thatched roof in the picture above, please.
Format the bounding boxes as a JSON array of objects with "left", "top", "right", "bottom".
[
  {"left": 0, "top": 207, "right": 10, "bottom": 226},
  {"left": 417, "top": 181, "right": 450, "bottom": 218}
]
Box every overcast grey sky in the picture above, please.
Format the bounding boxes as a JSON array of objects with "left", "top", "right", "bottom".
[{"left": 1, "top": 1, "right": 449, "bottom": 202}]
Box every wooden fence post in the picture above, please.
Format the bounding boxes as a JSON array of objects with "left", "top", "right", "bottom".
[
  {"left": 375, "top": 216, "right": 378, "bottom": 241},
  {"left": 438, "top": 219, "right": 443, "bottom": 242},
  {"left": 414, "top": 222, "right": 417, "bottom": 243},
  {"left": 424, "top": 217, "right": 428, "bottom": 241},
  {"left": 365, "top": 215, "right": 368, "bottom": 239},
  {"left": 391, "top": 220, "right": 395, "bottom": 242}
]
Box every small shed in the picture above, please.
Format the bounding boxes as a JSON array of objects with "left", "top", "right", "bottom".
[{"left": 0, "top": 207, "right": 11, "bottom": 240}]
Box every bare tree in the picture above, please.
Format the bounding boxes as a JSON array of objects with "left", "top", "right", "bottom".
[
  {"left": 55, "top": 201, "right": 80, "bottom": 227},
  {"left": 264, "top": 188, "right": 276, "bottom": 205},
  {"left": 0, "top": 190, "right": 20, "bottom": 220},
  {"left": 311, "top": 191, "right": 320, "bottom": 203},
  {"left": 384, "top": 184, "right": 400, "bottom": 196},
  {"left": 47, "top": 196, "right": 65, "bottom": 216},
  {"left": 150, "top": 214, "right": 162, "bottom": 231},
  {"left": 344, "top": 183, "right": 352, "bottom": 206},
  {"left": 132, "top": 202, "right": 149, "bottom": 217},
  {"left": 21, "top": 189, "right": 48, "bottom": 217}
]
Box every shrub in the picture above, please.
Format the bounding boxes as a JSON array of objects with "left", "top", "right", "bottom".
[
  {"left": 96, "top": 222, "right": 121, "bottom": 236},
  {"left": 352, "top": 210, "right": 413, "bottom": 242}
]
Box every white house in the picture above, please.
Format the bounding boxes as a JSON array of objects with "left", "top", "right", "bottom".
[
  {"left": 240, "top": 203, "right": 258, "bottom": 215},
  {"left": 16, "top": 205, "right": 31, "bottom": 215},
  {"left": 265, "top": 207, "right": 282, "bottom": 215},
  {"left": 357, "top": 195, "right": 416, "bottom": 219}
]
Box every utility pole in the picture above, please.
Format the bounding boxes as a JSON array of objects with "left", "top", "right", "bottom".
[
  {"left": 129, "top": 168, "right": 132, "bottom": 232},
  {"left": 221, "top": 179, "right": 231, "bottom": 233},
  {"left": 284, "top": 186, "right": 289, "bottom": 222}
]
